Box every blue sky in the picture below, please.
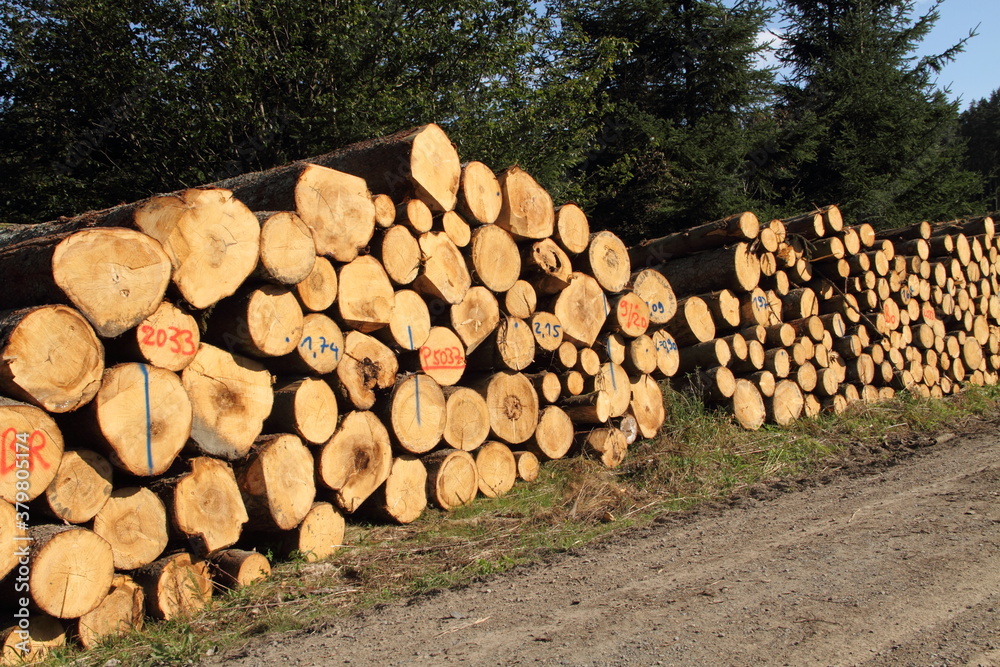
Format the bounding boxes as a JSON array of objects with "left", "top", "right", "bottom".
[
  {"left": 915, "top": 0, "right": 999, "bottom": 108},
  {"left": 756, "top": 0, "right": 999, "bottom": 108}
]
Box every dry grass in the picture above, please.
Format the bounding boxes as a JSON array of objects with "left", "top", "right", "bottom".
[{"left": 41, "top": 382, "right": 1000, "bottom": 666}]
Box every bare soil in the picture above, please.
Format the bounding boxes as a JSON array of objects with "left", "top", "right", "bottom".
[{"left": 211, "top": 422, "right": 1000, "bottom": 666}]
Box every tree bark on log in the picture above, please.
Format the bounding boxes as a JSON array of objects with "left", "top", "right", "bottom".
[
  {"left": 629, "top": 211, "right": 759, "bottom": 266},
  {"left": 263, "top": 377, "right": 338, "bottom": 446},
  {"left": 210, "top": 549, "right": 271, "bottom": 590},
  {"left": 650, "top": 243, "right": 760, "bottom": 298}
]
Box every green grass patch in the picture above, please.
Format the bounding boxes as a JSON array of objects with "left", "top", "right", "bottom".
[{"left": 40, "top": 382, "right": 1000, "bottom": 666}]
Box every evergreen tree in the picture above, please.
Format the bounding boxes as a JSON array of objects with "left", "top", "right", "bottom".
[
  {"left": 959, "top": 89, "right": 1000, "bottom": 212},
  {"left": 549, "top": 0, "right": 777, "bottom": 241},
  {"left": 771, "top": 0, "right": 981, "bottom": 228}
]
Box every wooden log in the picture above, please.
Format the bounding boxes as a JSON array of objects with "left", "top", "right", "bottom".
[
  {"left": 0, "top": 499, "right": 25, "bottom": 580},
  {"left": 528, "top": 311, "right": 564, "bottom": 352},
  {"left": 526, "top": 405, "right": 574, "bottom": 459},
  {"left": 27, "top": 525, "right": 114, "bottom": 618},
  {"left": 795, "top": 361, "right": 819, "bottom": 393},
  {"left": 441, "top": 386, "right": 491, "bottom": 452},
  {"left": 253, "top": 211, "right": 316, "bottom": 286},
  {"left": 117, "top": 301, "right": 200, "bottom": 372},
  {"left": 581, "top": 428, "right": 628, "bottom": 468},
  {"left": 468, "top": 225, "right": 521, "bottom": 293},
  {"left": 631, "top": 268, "right": 678, "bottom": 325},
  {"left": 553, "top": 204, "right": 591, "bottom": 255},
  {"left": 295, "top": 256, "right": 338, "bottom": 312},
  {"left": 504, "top": 280, "right": 537, "bottom": 320},
  {"left": 749, "top": 369, "right": 776, "bottom": 397},
  {"left": 606, "top": 292, "right": 650, "bottom": 338},
  {"left": 474, "top": 441, "right": 517, "bottom": 498},
  {"left": 414, "top": 231, "right": 472, "bottom": 305},
  {"left": 263, "top": 378, "right": 338, "bottom": 446},
  {"left": 182, "top": 345, "right": 273, "bottom": 461},
  {"left": 92, "top": 486, "right": 169, "bottom": 570},
  {"left": 337, "top": 255, "right": 396, "bottom": 332},
  {"left": 559, "top": 391, "right": 611, "bottom": 424},
  {"left": 495, "top": 166, "right": 554, "bottom": 240},
  {"left": 207, "top": 285, "right": 304, "bottom": 358},
  {"left": 271, "top": 313, "right": 344, "bottom": 376},
  {"left": 0, "top": 615, "right": 65, "bottom": 664},
  {"left": 363, "top": 455, "right": 428, "bottom": 525},
  {"left": 677, "top": 339, "right": 731, "bottom": 374},
  {"left": 624, "top": 334, "right": 658, "bottom": 376},
  {"left": 337, "top": 331, "right": 399, "bottom": 409},
  {"left": 476, "top": 372, "right": 540, "bottom": 445},
  {"left": 372, "top": 194, "right": 396, "bottom": 228},
  {"left": 76, "top": 362, "right": 191, "bottom": 476},
  {"left": 730, "top": 339, "right": 766, "bottom": 373},
  {"left": 0, "top": 399, "right": 64, "bottom": 503},
  {"left": 589, "top": 362, "right": 631, "bottom": 419},
  {"left": 467, "top": 316, "right": 535, "bottom": 372},
  {"left": 524, "top": 238, "right": 573, "bottom": 294},
  {"left": 374, "top": 225, "right": 421, "bottom": 286},
  {"left": 512, "top": 450, "right": 540, "bottom": 482},
  {"left": 877, "top": 220, "right": 931, "bottom": 241},
  {"left": 765, "top": 379, "right": 804, "bottom": 426},
  {"left": 158, "top": 457, "right": 247, "bottom": 554},
  {"left": 553, "top": 273, "right": 608, "bottom": 347},
  {"left": 378, "top": 289, "right": 430, "bottom": 353},
  {"left": 424, "top": 448, "right": 479, "bottom": 510},
  {"left": 316, "top": 411, "right": 393, "bottom": 514},
  {"left": 236, "top": 434, "right": 315, "bottom": 531},
  {"left": 763, "top": 322, "right": 796, "bottom": 348},
  {"left": 0, "top": 305, "right": 104, "bottom": 413},
  {"left": 286, "top": 501, "right": 345, "bottom": 562},
  {"left": 665, "top": 296, "right": 716, "bottom": 347},
  {"left": 630, "top": 374, "right": 665, "bottom": 438},
  {"left": 398, "top": 198, "right": 433, "bottom": 234},
  {"left": 136, "top": 552, "right": 212, "bottom": 620},
  {"left": 210, "top": 549, "right": 271, "bottom": 590},
  {"left": 584, "top": 231, "right": 631, "bottom": 293},
  {"left": 651, "top": 243, "right": 760, "bottom": 298},
  {"left": 782, "top": 288, "right": 819, "bottom": 320},
  {"left": 385, "top": 374, "right": 447, "bottom": 455},
  {"left": 451, "top": 285, "right": 500, "bottom": 354},
  {"left": 0, "top": 228, "right": 172, "bottom": 338},
  {"left": 415, "top": 326, "right": 466, "bottom": 386},
  {"left": 457, "top": 161, "right": 502, "bottom": 225},
  {"left": 764, "top": 348, "right": 791, "bottom": 378},
  {"left": 628, "top": 211, "right": 759, "bottom": 266},
  {"left": 217, "top": 160, "right": 374, "bottom": 262},
  {"left": 729, "top": 378, "right": 766, "bottom": 430},
  {"left": 76, "top": 574, "right": 145, "bottom": 649},
  {"left": 42, "top": 449, "right": 112, "bottom": 524}
]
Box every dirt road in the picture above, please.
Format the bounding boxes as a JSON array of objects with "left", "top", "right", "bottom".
[{"left": 214, "top": 426, "right": 1000, "bottom": 666}]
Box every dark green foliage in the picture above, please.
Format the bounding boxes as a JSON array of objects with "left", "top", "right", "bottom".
[
  {"left": 0, "top": 0, "right": 609, "bottom": 223},
  {"left": 959, "top": 89, "right": 1000, "bottom": 212},
  {"left": 768, "top": 0, "right": 981, "bottom": 228},
  {"left": 550, "top": 0, "right": 777, "bottom": 242}
]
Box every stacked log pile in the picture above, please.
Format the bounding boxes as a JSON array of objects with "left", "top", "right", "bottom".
[{"left": 1, "top": 122, "right": 997, "bottom": 660}]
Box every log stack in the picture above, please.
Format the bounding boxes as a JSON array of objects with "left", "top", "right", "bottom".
[{"left": 1, "top": 121, "right": 998, "bottom": 659}]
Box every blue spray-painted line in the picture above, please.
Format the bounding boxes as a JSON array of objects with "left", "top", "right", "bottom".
[
  {"left": 414, "top": 375, "right": 422, "bottom": 426},
  {"left": 140, "top": 364, "right": 154, "bottom": 474},
  {"left": 407, "top": 326, "right": 415, "bottom": 350}
]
